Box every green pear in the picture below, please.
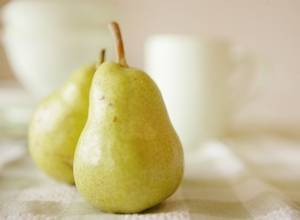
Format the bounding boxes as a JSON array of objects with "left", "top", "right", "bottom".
[
  {"left": 28, "top": 64, "right": 96, "bottom": 184},
  {"left": 74, "top": 22, "right": 184, "bottom": 213}
]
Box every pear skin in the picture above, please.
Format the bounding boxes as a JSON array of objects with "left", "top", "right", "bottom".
[
  {"left": 74, "top": 62, "right": 184, "bottom": 213},
  {"left": 29, "top": 65, "right": 96, "bottom": 184}
]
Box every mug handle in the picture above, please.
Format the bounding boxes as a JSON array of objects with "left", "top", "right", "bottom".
[{"left": 229, "top": 49, "right": 266, "bottom": 112}]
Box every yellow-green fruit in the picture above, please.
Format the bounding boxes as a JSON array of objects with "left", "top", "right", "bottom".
[
  {"left": 74, "top": 62, "right": 184, "bottom": 213},
  {"left": 29, "top": 65, "right": 96, "bottom": 184}
]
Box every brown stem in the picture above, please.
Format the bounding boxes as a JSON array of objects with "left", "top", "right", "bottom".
[
  {"left": 100, "top": 49, "right": 106, "bottom": 64},
  {"left": 109, "top": 21, "right": 128, "bottom": 67},
  {"left": 96, "top": 49, "right": 106, "bottom": 67}
]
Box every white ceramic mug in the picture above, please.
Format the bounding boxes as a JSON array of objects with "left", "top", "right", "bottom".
[{"left": 145, "top": 35, "right": 261, "bottom": 150}]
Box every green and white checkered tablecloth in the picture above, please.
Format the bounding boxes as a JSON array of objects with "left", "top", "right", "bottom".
[{"left": 1, "top": 135, "right": 300, "bottom": 219}]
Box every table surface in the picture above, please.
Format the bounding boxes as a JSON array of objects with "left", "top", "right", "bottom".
[{"left": 1, "top": 135, "right": 300, "bottom": 220}]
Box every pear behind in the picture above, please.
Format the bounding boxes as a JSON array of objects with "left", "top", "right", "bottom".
[{"left": 29, "top": 65, "right": 95, "bottom": 184}]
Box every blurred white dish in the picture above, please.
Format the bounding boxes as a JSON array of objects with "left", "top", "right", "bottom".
[
  {"left": 2, "top": 30, "right": 114, "bottom": 98},
  {"left": 2, "top": 0, "right": 116, "bottom": 32},
  {"left": 1, "top": 0, "right": 118, "bottom": 98}
]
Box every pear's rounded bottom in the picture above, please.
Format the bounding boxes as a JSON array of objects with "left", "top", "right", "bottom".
[
  {"left": 75, "top": 175, "right": 182, "bottom": 214},
  {"left": 36, "top": 161, "right": 75, "bottom": 184},
  {"left": 84, "top": 191, "right": 175, "bottom": 214},
  {"left": 94, "top": 202, "right": 161, "bottom": 214},
  {"left": 29, "top": 149, "right": 75, "bottom": 184}
]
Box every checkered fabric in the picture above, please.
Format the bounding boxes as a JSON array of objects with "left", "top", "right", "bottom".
[{"left": 0, "top": 135, "right": 300, "bottom": 219}]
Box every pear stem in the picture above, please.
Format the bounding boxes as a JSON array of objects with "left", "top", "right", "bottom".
[
  {"left": 100, "top": 49, "right": 106, "bottom": 64},
  {"left": 96, "top": 49, "right": 106, "bottom": 68},
  {"left": 109, "top": 22, "right": 128, "bottom": 67}
]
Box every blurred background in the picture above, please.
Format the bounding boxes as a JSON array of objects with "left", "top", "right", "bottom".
[
  {"left": 1, "top": 2, "right": 300, "bottom": 218},
  {"left": 0, "top": 0, "right": 300, "bottom": 141}
]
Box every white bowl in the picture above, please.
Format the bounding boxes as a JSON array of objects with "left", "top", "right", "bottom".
[
  {"left": 2, "top": 0, "right": 117, "bottom": 33},
  {"left": 1, "top": 0, "right": 118, "bottom": 98},
  {"left": 2, "top": 30, "right": 114, "bottom": 98}
]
